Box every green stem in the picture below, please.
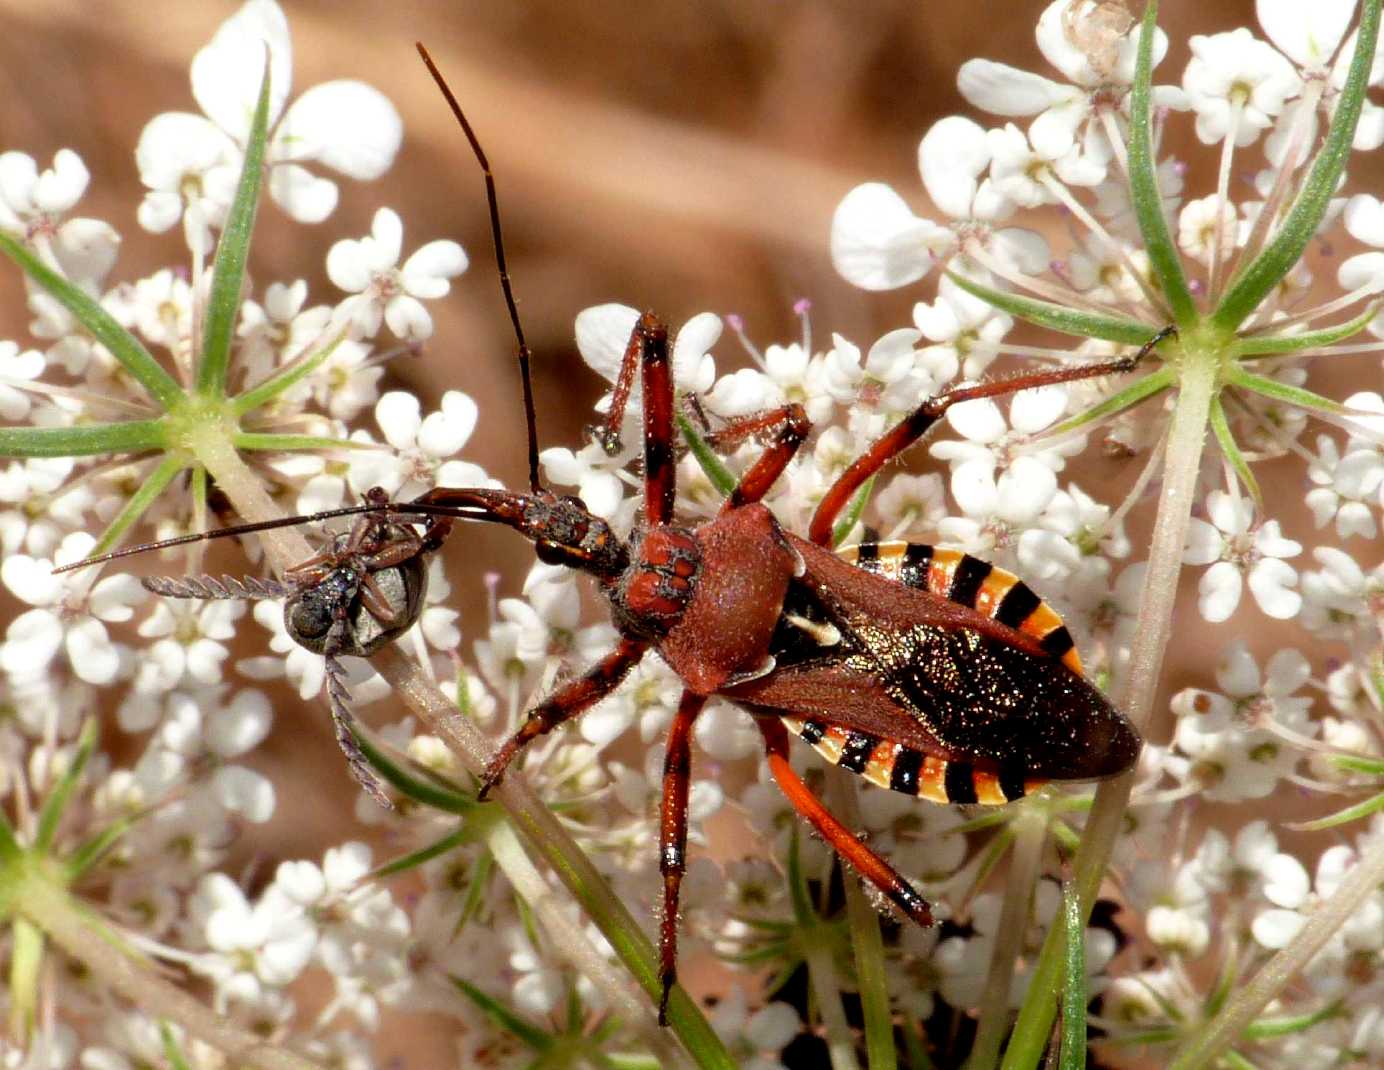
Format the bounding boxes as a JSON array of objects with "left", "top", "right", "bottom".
[
  {"left": 1002, "top": 345, "right": 1218, "bottom": 1070},
  {"left": 967, "top": 808, "right": 1047, "bottom": 1070},
  {"left": 804, "top": 935, "right": 862, "bottom": 1070},
  {"left": 826, "top": 768, "right": 895, "bottom": 1070},
  {"left": 484, "top": 822, "right": 688, "bottom": 1066},
  {"left": 1168, "top": 834, "right": 1384, "bottom": 1069},
  {"left": 19, "top": 874, "right": 317, "bottom": 1070}
]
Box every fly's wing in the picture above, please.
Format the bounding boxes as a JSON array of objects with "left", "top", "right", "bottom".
[{"left": 724, "top": 537, "right": 1140, "bottom": 804}]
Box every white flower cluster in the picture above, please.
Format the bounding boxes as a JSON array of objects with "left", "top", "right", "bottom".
[{"left": 817, "top": 0, "right": 1384, "bottom": 1062}]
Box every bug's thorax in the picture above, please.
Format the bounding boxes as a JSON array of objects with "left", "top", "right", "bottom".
[{"left": 608, "top": 503, "right": 800, "bottom": 695}]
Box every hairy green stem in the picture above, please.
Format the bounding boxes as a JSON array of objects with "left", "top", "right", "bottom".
[
  {"left": 19, "top": 874, "right": 317, "bottom": 1070},
  {"left": 1002, "top": 345, "right": 1218, "bottom": 1068},
  {"left": 1168, "top": 822, "right": 1384, "bottom": 1067},
  {"left": 968, "top": 807, "right": 1048, "bottom": 1070},
  {"left": 804, "top": 935, "right": 862, "bottom": 1070},
  {"left": 826, "top": 768, "right": 895, "bottom": 1070}
]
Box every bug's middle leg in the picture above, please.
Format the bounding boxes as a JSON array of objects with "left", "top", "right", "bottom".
[
  {"left": 478, "top": 637, "right": 648, "bottom": 799},
  {"left": 806, "top": 326, "right": 1175, "bottom": 545}
]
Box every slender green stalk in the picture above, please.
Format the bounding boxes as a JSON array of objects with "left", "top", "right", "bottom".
[
  {"left": 199, "top": 58, "right": 271, "bottom": 397},
  {"left": 1168, "top": 833, "right": 1384, "bottom": 1069},
  {"left": 826, "top": 768, "right": 896, "bottom": 1070},
  {"left": 1002, "top": 345, "right": 1219, "bottom": 1070},
  {"left": 1127, "top": 1, "right": 1196, "bottom": 328},
  {"left": 805, "top": 935, "right": 863, "bottom": 1070},
  {"left": 1058, "top": 882, "right": 1086, "bottom": 1070},
  {"left": 20, "top": 874, "right": 317, "bottom": 1070},
  {"left": 967, "top": 808, "right": 1047, "bottom": 1070}
]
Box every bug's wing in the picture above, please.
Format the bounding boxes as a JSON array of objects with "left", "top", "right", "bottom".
[{"left": 724, "top": 536, "right": 1139, "bottom": 803}]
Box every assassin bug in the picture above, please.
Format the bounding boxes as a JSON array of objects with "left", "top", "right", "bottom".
[{"left": 63, "top": 43, "right": 1167, "bottom": 1025}]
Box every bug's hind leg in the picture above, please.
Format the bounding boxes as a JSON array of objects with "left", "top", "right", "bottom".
[
  {"left": 758, "top": 719, "right": 934, "bottom": 928},
  {"left": 656, "top": 690, "right": 708, "bottom": 1025}
]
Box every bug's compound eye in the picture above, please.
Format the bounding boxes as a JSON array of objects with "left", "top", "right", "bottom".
[{"left": 285, "top": 595, "right": 334, "bottom": 642}]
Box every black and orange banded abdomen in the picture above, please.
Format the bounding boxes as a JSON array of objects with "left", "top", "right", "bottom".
[
  {"left": 781, "top": 715, "right": 1044, "bottom": 804},
  {"left": 840, "top": 542, "right": 1081, "bottom": 675}
]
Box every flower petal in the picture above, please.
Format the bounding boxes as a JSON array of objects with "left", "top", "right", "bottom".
[
  {"left": 190, "top": 0, "right": 293, "bottom": 142},
  {"left": 268, "top": 162, "right": 338, "bottom": 224},
  {"left": 272, "top": 80, "right": 402, "bottom": 178},
  {"left": 830, "top": 183, "right": 943, "bottom": 291}
]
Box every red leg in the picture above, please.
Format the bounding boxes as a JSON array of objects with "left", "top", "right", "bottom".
[
  {"left": 587, "top": 313, "right": 676, "bottom": 523},
  {"left": 636, "top": 314, "right": 677, "bottom": 527},
  {"left": 705, "top": 405, "right": 812, "bottom": 513},
  {"left": 657, "top": 690, "right": 708, "bottom": 1024},
  {"left": 478, "top": 637, "right": 647, "bottom": 799},
  {"left": 806, "top": 326, "right": 1175, "bottom": 545},
  {"left": 590, "top": 317, "right": 646, "bottom": 455},
  {"left": 758, "top": 719, "right": 933, "bottom": 928}
]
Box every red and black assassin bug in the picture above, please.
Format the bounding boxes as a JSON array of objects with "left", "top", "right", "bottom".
[{"left": 66, "top": 44, "right": 1164, "bottom": 1026}]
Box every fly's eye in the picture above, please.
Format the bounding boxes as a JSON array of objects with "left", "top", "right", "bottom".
[{"left": 287, "top": 597, "right": 333, "bottom": 640}]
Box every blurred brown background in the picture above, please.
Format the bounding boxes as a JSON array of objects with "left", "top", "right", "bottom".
[{"left": 4, "top": 0, "right": 1371, "bottom": 1058}]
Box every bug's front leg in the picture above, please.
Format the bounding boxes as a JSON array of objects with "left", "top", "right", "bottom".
[
  {"left": 807, "top": 326, "right": 1176, "bottom": 545},
  {"left": 478, "top": 637, "right": 648, "bottom": 799},
  {"left": 702, "top": 405, "right": 813, "bottom": 513},
  {"left": 758, "top": 719, "right": 934, "bottom": 928},
  {"left": 656, "top": 690, "right": 708, "bottom": 1025}
]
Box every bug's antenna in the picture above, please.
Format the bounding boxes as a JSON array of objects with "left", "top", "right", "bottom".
[
  {"left": 416, "top": 42, "right": 543, "bottom": 494},
  {"left": 51, "top": 499, "right": 493, "bottom": 574}
]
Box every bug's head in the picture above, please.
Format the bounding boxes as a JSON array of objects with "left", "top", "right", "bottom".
[{"left": 444, "top": 487, "right": 629, "bottom": 582}]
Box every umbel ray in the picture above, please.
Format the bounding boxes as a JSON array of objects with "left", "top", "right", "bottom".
[{"left": 62, "top": 43, "right": 1169, "bottom": 1025}]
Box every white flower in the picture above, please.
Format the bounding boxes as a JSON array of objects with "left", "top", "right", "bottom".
[
  {"left": 327, "top": 208, "right": 468, "bottom": 341},
  {"left": 135, "top": 597, "right": 242, "bottom": 690},
  {"left": 912, "top": 274, "right": 1014, "bottom": 379},
  {"left": 136, "top": 0, "right": 402, "bottom": 245},
  {"left": 0, "top": 149, "right": 120, "bottom": 286},
  {"left": 0, "top": 532, "right": 144, "bottom": 685},
  {"left": 831, "top": 115, "right": 1050, "bottom": 291},
  {"left": 576, "top": 303, "right": 721, "bottom": 404},
  {"left": 822, "top": 328, "right": 935, "bottom": 413},
  {"left": 710, "top": 986, "right": 801, "bottom": 1070},
  {"left": 1183, "top": 490, "right": 1302, "bottom": 621},
  {"left": 1178, "top": 194, "right": 1241, "bottom": 263},
  {"left": 932, "top": 382, "right": 1081, "bottom": 473},
  {"left": 958, "top": 1, "right": 1179, "bottom": 165},
  {"left": 189, "top": 872, "right": 317, "bottom": 1001},
  {"left": 939, "top": 454, "right": 1059, "bottom": 557},
  {"left": 1305, "top": 435, "right": 1383, "bottom": 539},
  {"left": 1182, "top": 28, "right": 1301, "bottom": 146},
  {"left": 986, "top": 122, "right": 1106, "bottom": 209},
  {"left": 347, "top": 389, "right": 488, "bottom": 500}
]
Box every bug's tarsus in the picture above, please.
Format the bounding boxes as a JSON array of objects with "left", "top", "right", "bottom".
[{"left": 416, "top": 42, "right": 543, "bottom": 494}]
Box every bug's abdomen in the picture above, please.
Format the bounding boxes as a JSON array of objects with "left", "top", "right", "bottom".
[
  {"left": 780, "top": 715, "right": 1041, "bottom": 804},
  {"left": 839, "top": 542, "right": 1081, "bottom": 675},
  {"left": 763, "top": 538, "right": 1138, "bottom": 801}
]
